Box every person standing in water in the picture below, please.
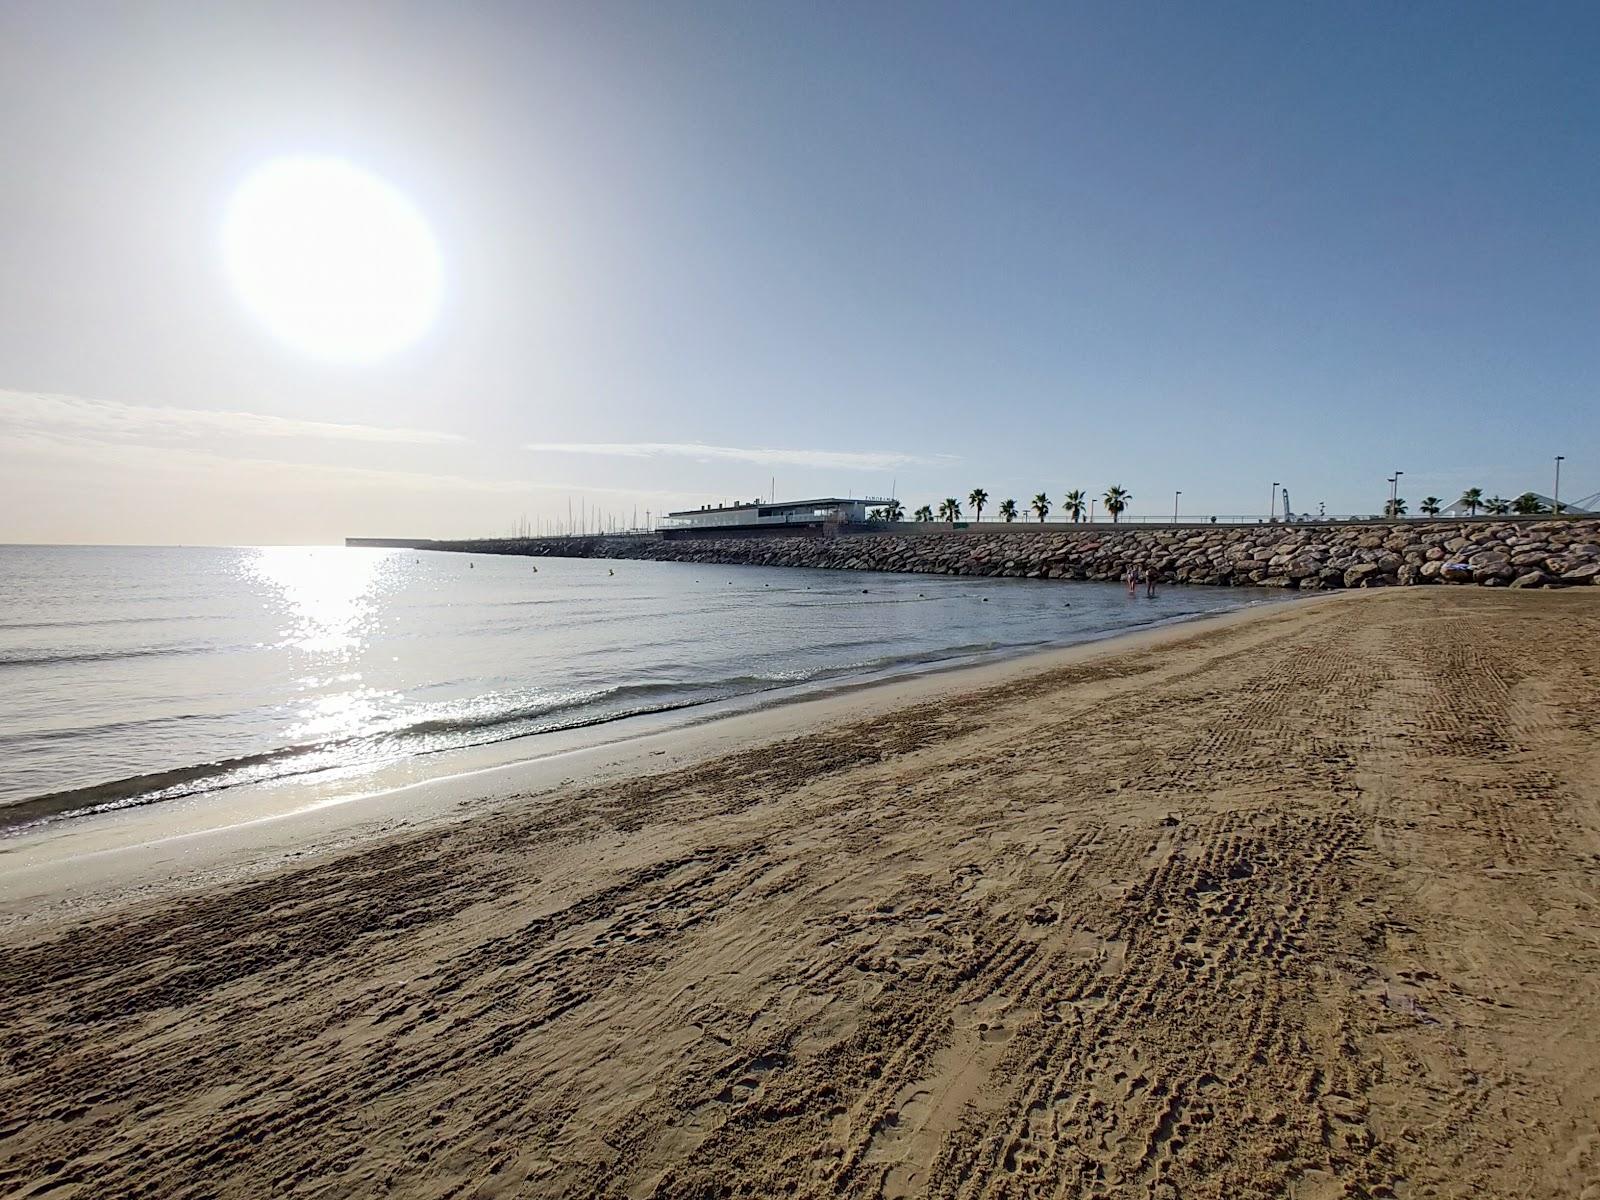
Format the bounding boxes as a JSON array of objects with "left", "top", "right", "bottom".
[
  {"left": 1145, "top": 565, "right": 1158, "bottom": 597},
  {"left": 1125, "top": 565, "right": 1137, "bottom": 597}
]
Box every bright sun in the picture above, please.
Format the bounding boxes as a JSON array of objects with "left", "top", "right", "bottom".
[{"left": 222, "top": 157, "right": 442, "bottom": 361}]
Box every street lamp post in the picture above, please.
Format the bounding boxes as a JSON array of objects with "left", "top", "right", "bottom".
[
  {"left": 1090, "top": 499, "right": 1096, "bottom": 523},
  {"left": 1390, "top": 470, "right": 1404, "bottom": 518},
  {"left": 1270, "top": 482, "right": 1279, "bottom": 523},
  {"left": 1173, "top": 490, "right": 1182, "bottom": 524},
  {"left": 1554, "top": 455, "right": 1565, "bottom": 515}
]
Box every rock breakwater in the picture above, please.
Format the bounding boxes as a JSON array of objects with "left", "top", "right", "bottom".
[{"left": 436, "top": 519, "right": 1600, "bottom": 589}]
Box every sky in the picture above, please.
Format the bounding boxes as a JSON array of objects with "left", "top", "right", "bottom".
[{"left": 1, "top": 0, "right": 1597, "bottom": 544}]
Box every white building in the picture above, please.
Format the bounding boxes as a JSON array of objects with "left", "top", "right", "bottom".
[{"left": 660, "top": 497, "right": 892, "bottom": 536}]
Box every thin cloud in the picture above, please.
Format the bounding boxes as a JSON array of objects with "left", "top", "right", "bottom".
[
  {"left": 523, "top": 441, "right": 954, "bottom": 472},
  {"left": 1, "top": 389, "right": 464, "bottom": 446},
  {"left": 3, "top": 428, "right": 689, "bottom": 500}
]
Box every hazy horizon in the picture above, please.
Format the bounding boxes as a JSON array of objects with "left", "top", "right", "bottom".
[{"left": 2, "top": 1, "right": 1597, "bottom": 545}]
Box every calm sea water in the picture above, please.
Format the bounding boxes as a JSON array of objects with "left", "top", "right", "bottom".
[{"left": 0, "top": 545, "right": 1290, "bottom": 829}]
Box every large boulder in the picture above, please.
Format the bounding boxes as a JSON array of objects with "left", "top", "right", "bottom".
[
  {"left": 1560, "top": 562, "right": 1600, "bottom": 584},
  {"left": 1509, "top": 570, "right": 1552, "bottom": 589},
  {"left": 1344, "top": 563, "right": 1384, "bottom": 587}
]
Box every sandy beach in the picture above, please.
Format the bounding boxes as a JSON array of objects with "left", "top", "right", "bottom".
[{"left": 3, "top": 587, "right": 1598, "bottom": 1198}]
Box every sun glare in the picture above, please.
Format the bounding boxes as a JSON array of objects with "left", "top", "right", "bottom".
[{"left": 222, "top": 157, "right": 442, "bottom": 361}]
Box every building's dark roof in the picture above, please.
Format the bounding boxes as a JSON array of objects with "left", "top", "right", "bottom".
[{"left": 665, "top": 497, "right": 886, "bottom": 517}]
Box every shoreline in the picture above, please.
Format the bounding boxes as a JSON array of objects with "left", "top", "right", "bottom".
[
  {"left": 2, "top": 587, "right": 1597, "bottom": 1196},
  {"left": 0, "top": 587, "right": 1293, "bottom": 837},
  {"left": 0, "top": 591, "right": 1325, "bottom": 920}
]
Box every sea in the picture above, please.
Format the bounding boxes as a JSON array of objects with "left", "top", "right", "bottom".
[{"left": 0, "top": 544, "right": 1291, "bottom": 832}]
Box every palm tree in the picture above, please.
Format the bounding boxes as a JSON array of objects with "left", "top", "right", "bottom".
[
  {"left": 1030, "top": 493, "right": 1051, "bottom": 522},
  {"left": 1103, "top": 485, "right": 1131, "bottom": 523},
  {"left": 881, "top": 498, "right": 904, "bottom": 522},
  {"left": 1485, "top": 495, "right": 1510, "bottom": 515},
  {"left": 967, "top": 488, "right": 989, "bottom": 523},
  {"left": 997, "top": 498, "right": 1018, "bottom": 523},
  {"left": 867, "top": 508, "right": 883, "bottom": 520},
  {"left": 1063, "top": 489, "right": 1087, "bottom": 522},
  {"left": 1459, "top": 487, "right": 1483, "bottom": 516},
  {"left": 1512, "top": 492, "right": 1546, "bottom": 515},
  {"left": 938, "top": 497, "right": 962, "bottom": 524},
  {"left": 1385, "top": 497, "right": 1408, "bottom": 518},
  {"left": 1420, "top": 496, "right": 1442, "bottom": 516},
  {"left": 913, "top": 504, "right": 934, "bottom": 523}
]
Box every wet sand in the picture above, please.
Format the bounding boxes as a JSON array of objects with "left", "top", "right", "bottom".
[{"left": 2, "top": 588, "right": 1598, "bottom": 1198}]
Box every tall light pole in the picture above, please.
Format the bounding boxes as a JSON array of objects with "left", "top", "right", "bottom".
[
  {"left": 1173, "top": 490, "right": 1182, "bottom": 524},
  {"left": 1090, "top": 498, "right": 1097, "bottom": 523},
  {"left": 1390, "top": 470, "right": 1404, "bottom": 518},
  {"left": 1554, "top": 455, "right": 1565, "bottom": 515},
  {"left": 1270, "top": 482, "right": 1279, "bottom": 523}
]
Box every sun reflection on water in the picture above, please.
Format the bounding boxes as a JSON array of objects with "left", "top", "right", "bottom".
[
  {"left": 248, "top": 548, "right": 402, "bottom": 750},
  {"left": 250, "top": 547, "right": 384, "bottom": 658},
  {"left": 286, "top": 687, "right": 395, "bottom": 743}
]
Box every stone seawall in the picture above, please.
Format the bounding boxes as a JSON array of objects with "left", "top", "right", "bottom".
[{"left": 435, "top": 520, "right": 1600, "bottom": 589}]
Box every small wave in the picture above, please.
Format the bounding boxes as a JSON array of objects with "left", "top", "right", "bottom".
[
  {"left": 0, "top": 745, "right": 327, "bottom": 830},
  {"left": 0, "top": 711, "right": 210, "bottom": 749},
  {"left": 0, "top": 613, "right": 197, "bottom": 633},
  {"left": 0, "top": 644, "right": 214, "bottom": 670}
]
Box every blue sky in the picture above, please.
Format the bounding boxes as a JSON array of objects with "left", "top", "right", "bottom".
[{"left": 1, "top": 1, "right": 1596, "bottom": 541}]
